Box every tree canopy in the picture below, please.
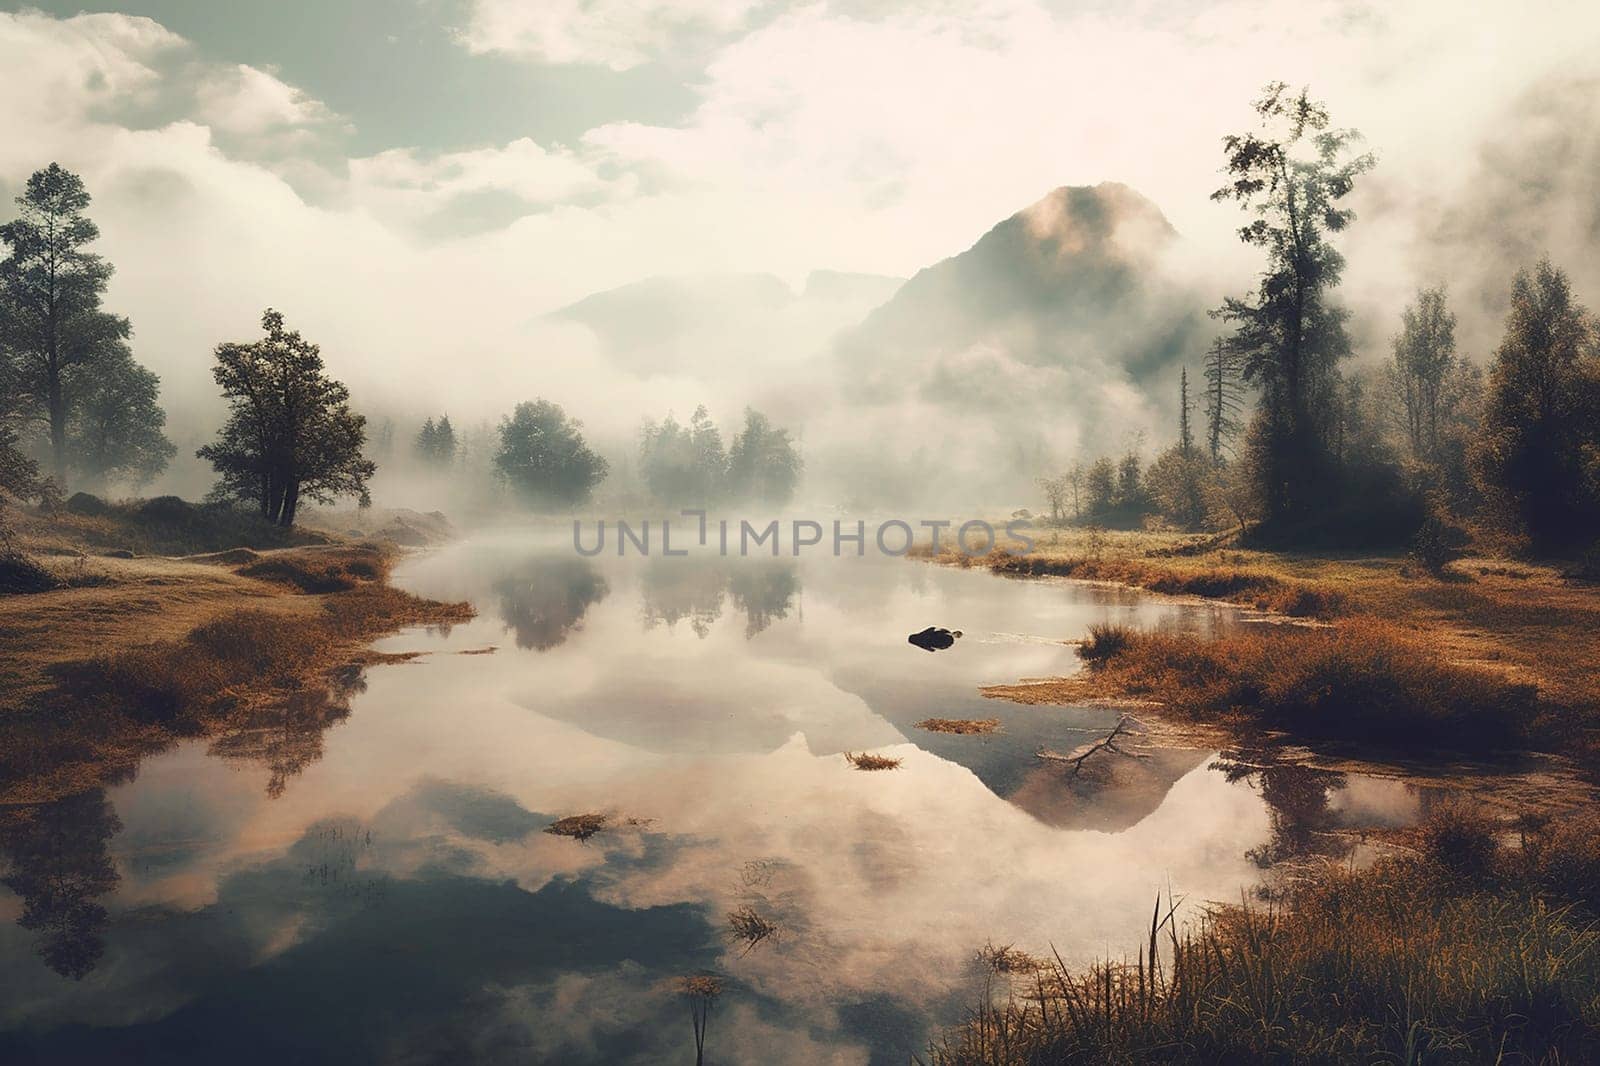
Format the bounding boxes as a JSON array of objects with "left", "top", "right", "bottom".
[
  {"left": 0, "top": 162, "right": 170, "bottom": 489},
  {"left": 1472, "top": 259, "right": 1600, "bottom": 550},
  {"left": 727, "top": 408, "right": 802, "bottom": 506},
  {"left": 493, "top": 399, "right": 608, "bottom": 509},
  {"left": 198, "top": 309, "right": 374, "bottom": 526},
  {"left": 1211, "top": 83, "right": 1374, "bottom": 523}
]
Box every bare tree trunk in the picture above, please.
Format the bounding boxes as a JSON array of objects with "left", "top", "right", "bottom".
[{"left": 279, "top": 480, "right": 299, "bottom": 527}]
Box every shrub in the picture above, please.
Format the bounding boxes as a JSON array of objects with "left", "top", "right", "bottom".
[
  {"left": 137, "top": 495, "right": 198, "bottom": 523},
  {"left": 1408, "top": 516, "right": 1455, "bottom": 575},
  {"left": 64, "top": 491, "right": 109, "bottom": 516},
  {"left": 1076, "top": 622, "right": 1133, "bottom": 667},
  {"left": 0, "top": 550, "right": 58, "bottom": 595},
  {"left": 1078, "top": 619, "right": 1537, "bottom": 753},
  {"left": 1415, "top": 800, "right": 1500, "bottom": 880}
]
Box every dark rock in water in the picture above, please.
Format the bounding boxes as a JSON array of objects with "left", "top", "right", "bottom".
[{"left": 908, "top": 626, "right": 963, "bottom": 652}]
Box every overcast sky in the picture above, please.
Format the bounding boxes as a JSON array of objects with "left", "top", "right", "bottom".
[{"left": 3, "top": 0, "right": 1598, "bottom": 431}]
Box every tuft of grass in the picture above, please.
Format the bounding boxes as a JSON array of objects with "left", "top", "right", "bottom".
[
  {"left": 931, "top": 806, "right": 1600, "bottom": 1065},
  {"left": 1074, "top": 618, "right": 1538, "bottom": 753},
  {"left": 845, "top": 751, "right": 903, "bottom": 771},
  {"left": 915, "top": 718, "right": 1001, "bottom": 735},
  {"left": 1076, "top": 622, "right": 1134, "bottom": 667},
  {"left": 976, "top": 942, "right": 1045, "bottom": 975},
  {"left": 727, "top": 905, "right": 779, "bottom": 952},
  {"left": 1413, "top": 799, "right": 1501, "bottom": 881},
  {"left": 545, "top": 813, "right": 609, "bottom": 840},
  {"left": 238, "top": 546, "right": 387, "bottom": 593}
]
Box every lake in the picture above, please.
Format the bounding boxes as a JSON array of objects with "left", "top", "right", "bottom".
[{"left": 0, "top": 531, "right": 1428, "bottom": 1064}]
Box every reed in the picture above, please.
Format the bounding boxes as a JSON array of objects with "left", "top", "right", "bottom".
[{"left": 929, "top": 809, "right": 1600, "bottom": 1064}]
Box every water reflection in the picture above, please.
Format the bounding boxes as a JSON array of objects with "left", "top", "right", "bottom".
[
  {"left": 0, "top": 791, "right": 122, "bottom": 980},
  {"left": 494, "top": 557, "right": 609, "bottom": 650},
  {"left": 1213, "top": 754, "right": 1433, "bottom": 867},
  {"left": 0, "top": 534, "right": 1435, "bottom": 1062},
  {"left": 208, "top": 666, "right": 366, "bottom": 799},
  {"left": 639, "top": 555, "right": 799, "bottom": 639}
]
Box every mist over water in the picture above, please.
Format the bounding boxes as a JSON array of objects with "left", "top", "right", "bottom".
[{"left": 0, "top": 532, "right": 1436, "bottom": 1062}]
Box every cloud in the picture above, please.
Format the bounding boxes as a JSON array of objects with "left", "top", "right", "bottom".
[
  {"left": 192, "top": 63, "right": 343, "bottom": 140},
  {"left": 457, "top": 0, "right": 758, "bottom": 70},
  {"left": 2, "top": 3, "right": 1598, "bottom": 499}
]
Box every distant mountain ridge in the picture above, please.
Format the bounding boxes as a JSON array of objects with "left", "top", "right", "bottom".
[
  {"left": 836, "top": 181, "right": 1202, "bottom": 406},
  {"left": 549, "top": 270, "right": 903, "bottom": 378}
]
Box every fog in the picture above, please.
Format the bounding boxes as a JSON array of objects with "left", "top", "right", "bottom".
[{"left": 3, "top": 1, "right": 1598, "bottom": 512}]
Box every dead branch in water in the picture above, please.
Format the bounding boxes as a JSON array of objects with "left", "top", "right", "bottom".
[{"left": 1037, "top": 717, "right": 1147, "bottom": 775}]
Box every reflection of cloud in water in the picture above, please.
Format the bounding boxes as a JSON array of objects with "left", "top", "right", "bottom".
[{"left": 0, "top": 538, "right": 1309, "bottom": 1061}]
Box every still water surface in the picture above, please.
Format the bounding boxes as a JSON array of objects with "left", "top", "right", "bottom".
[{"left": 0, "top": 532, "right": 1425, "bottom": 1063}]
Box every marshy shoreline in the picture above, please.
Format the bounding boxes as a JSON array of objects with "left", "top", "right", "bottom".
[
  {"left": 0, "top": 502, "right": 472, "bottom": 812},
  {"left": 912, "top": 526, "right": 1600, "bottom": 1063}
]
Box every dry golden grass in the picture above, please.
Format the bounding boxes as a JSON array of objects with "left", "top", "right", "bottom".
[
  {"left": 845, "top": 751, "right": 903, "bottom": 771},
  {"left": 926, "top": 527, "right": 1600, "bottom": 753},
  {"left": 0, "top": 541, "right": 471, "bottom": 805},
  {"left": 916, "top": 718, "right": 1002, "bottom": 735},
  {"left": 932, "top": 807, "right": 1600, "bottom": 1065},
  {"left": 545, "top": 813, "right": 610, "bottom": 840},
  {"left": 1059, "top": 618, "right": 1539, "bottom": 753},
  {"left": 977, "top": 942, "right": 1046, "bottom": 975}
]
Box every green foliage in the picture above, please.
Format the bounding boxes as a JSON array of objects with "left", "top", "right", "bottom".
[
  {"left": 65, "top": 344, "right": 174, "bottom": 488},
  {"left": 1211, "top": 84, "right": 1374, "bottom": 523},
  {"left": 414, "top": 414, "right": 456, "bottom": 468},
  {"left": 1085, "top": 457, "right": 1116, "bottom": 515},
  {"left": 0, "top": 163, "right": 168, "bottom": 490},
  {"left": 1145, "top": 444, "right": 1213, "bottom": 531},
  {"left": 639, "top": 405, "right": 726, "bottom": 505},
  {"left": 1472, "top": 258, "right": 1600, "bottom": 551},
  {"left": 637, "top": 404, "right": 799, "bottom": 507},
  {"left": 197, "top": 309, "right": 374, "bottom": 527},
  {"left": 1387, "top": 285, "right": 1459, "bottom": 460},
  {"left": 726, "top": 408, "right": 802, "bottom": 506},
  {"left": 493, "top": 399, "right": 608, "bottom": 509}
]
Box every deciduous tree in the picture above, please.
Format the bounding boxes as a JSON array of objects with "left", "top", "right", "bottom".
[{"left": 198, "top": 309, "right": 374, "bottom": 526}]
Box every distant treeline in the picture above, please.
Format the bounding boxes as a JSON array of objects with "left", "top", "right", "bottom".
[
  {"left": 1037, "top": 84, "right": 1600, "bottom": 558},
  {"left": 0, "top": 163, "right": 802, "bottom": 527}
]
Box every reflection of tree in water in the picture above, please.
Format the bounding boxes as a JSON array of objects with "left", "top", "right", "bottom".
[
  {"left": 208, "top": 666, "right": 365, "bottom": 799},
  {"left": 494, "top": 557, "right": 609, "bottom": 651},
  {"left": 1214, "top": 758, "right": 1349, "bottom": 866},
  {"left": 0, "top": 790, "right": 122, "bottom": 980},
  {"left": 640, "top": 556, "right": 726, "bottom": 638},
  {"left": 727, "top": 562, "right": 798, "bottom": 638}
]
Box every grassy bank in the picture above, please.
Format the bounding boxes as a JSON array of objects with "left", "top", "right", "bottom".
[
  {"left": 931, "top": 806, "right": 1600, "bottom": 1064},
  {"left": 921, "top": 528, "right": 1600, "bottom": 739},
  {"left": 1058, "top": 618, "right": 1541, "bottom": 754},
  {"left": 0, "top": 540, "right": 471, "bottom": 807}
]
